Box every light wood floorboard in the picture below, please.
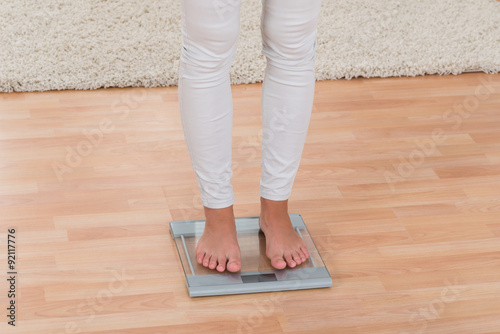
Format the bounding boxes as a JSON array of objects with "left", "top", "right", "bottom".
[{"left": 1, "top": 72, "right": 499, "bottom": 333}]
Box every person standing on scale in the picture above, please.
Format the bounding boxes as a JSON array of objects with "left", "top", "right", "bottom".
[{"left": 177, "top": 0, "right": 322, "bottom": 272}]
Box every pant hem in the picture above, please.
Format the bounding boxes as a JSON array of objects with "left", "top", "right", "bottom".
[
  {"left": 259, "top": 191, "right": 290, "bottom": 202},
  {"left": 201, "top": 196, "right": 235, "bottom": 209}
]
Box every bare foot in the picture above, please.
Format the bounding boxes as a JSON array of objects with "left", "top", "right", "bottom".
[
  {"left": 259, "top": 197, "right": 310, "bottom": 270},
  {"left": 195, "top": 205, "right": 241, "bottom": 273}
]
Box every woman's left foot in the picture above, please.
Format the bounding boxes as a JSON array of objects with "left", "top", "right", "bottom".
[{"left": 259, "top": 197, "right": 310, "bottom": 269}]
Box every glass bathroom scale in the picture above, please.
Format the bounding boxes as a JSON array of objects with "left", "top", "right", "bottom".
[{"left": 169, "top": 213, "right": 332, "bottom": 297}]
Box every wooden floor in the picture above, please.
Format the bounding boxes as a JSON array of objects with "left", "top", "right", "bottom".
[{"left": 1, "top": 71, "right": 500, "bottom": 334}]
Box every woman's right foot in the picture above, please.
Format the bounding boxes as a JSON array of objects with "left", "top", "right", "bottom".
[{"left": 195, "top": 205, "right": 242, "bottom": 273}]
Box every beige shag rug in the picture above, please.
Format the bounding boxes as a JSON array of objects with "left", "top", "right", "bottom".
[{"left": 0, "top": 0, "right": 499, "bottom": 93}]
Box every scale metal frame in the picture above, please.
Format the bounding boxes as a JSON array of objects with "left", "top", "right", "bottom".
[{"left": 170, "top": 213, "right": 332, "bottom": 297}]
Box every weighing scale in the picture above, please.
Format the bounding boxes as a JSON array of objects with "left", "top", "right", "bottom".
[{"left": 170, "top": 213, "right": 332, "bottom": 297}]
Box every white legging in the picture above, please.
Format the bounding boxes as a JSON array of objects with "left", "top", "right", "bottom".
[{"left": 178, "top": 0, "right": 322, "bottom": 209}]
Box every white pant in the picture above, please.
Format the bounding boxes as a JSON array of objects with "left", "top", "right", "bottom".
[{"left": 178, "top": 0, "right": 322, "bottom": 209}]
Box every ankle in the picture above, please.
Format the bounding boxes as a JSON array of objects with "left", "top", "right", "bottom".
[
  {"left": 204, "top": 204, "right": 234, "bottom": 215},
  {"left": 204, "top": 205, "right": 235, "bottom": 227},
  {"left": 260, "top": 197, "right": 288, "bottom": 216}
]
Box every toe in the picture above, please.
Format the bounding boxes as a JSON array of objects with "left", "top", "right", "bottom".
[
  {"left": 271, "top": 256, "right": 287, "bottom": 270},
  {"left": 217, "top": 256, "right": 227, "bottom": 272},
  {"left": 226, "top": 248, "right": 241, "bottom": 272},
  {"left": 209, "top": 256, "right": 218, "bottom": 270},
  {"left": 227, "top": 259, "right": 241, "bottom": 272},
  {"left": 292, "top": 251, "right": 302, "bottom": 265},
  {"left": 196, "top": 250, "right": 205, "bottom": 264},
  {"left": 297, "top": 249, "right": 306, "bottom": 262},
  {"left": 284, "top": 252, "right": 296, "bottom": 268},
  {"left": 203, "top": 254, "right": 211, "bottom": 267},
  {"left": 300, "top": 246, "right": 310, "bottom": 259}
]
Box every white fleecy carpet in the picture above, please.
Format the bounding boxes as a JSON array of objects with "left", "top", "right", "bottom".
[{"left": 0, "top": 0, "right": 499, "bottom": 93}]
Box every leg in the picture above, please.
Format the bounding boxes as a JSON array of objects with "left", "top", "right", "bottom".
[
  {"left": 178, "top": 0, "right": 242, "bottom": 272},
  {"left": 258, "top": 0, "right": 322, "bottom": 269}
]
